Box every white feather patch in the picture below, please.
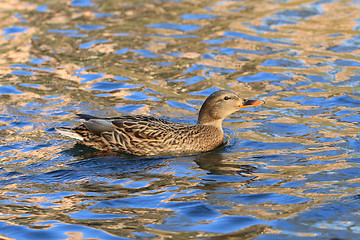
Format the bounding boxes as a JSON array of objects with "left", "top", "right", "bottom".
[{"left": 56, "top": 128, "right": 84, "bottom": 141}]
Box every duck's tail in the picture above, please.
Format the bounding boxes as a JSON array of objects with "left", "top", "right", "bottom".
[{"left": 56, "top": 127, "right": 84, "bottom": 141}]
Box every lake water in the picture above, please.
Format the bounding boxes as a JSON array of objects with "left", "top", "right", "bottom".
[{"left": 1, "top": 0, "right": 360, "bottom": 239}]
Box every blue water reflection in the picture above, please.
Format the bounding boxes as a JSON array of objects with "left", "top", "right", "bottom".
[
  {"left": 167, "top": 101, "right": 197, "bottom": 111},
  {"left": 36, "top": 5, "right": 49, "bottom": 12},
  {"left": 13, "top": 14, "right": 26, "bottom": 23},
  {"left": 261, "top": 59, "right": 307, "bottom": 68},
  {"left": 79, "top": 39, "right": 109, "bottom": 49},
  {"left": 125, "top": 92, "right": 160, "bottom": 101},
  {"left": 90, "top": 81, "right": 139, "bottom": 91},
  {"left": 116, "top": 104, "right": 147, "bottom": 113},
  {"left": 77, "top": 25, "right": 105, "bottom": 31},
  {"left": 11, "top": 70, "right": 35, "bottom": 76},
  {"left": 114, "top": 48, "right": 130, "bottom": 54},
  {"left": 74, "top": 73, "right": 104, "bottom": 83},
  {"left": 237, "top": 72, "right": 291, "bottom": 82},
  {"left": 2, "top": 26, "right": 28, "bottom": 35},
  {"left": 48, "top": 29, "right": 78, "bottom": 34},
  {"left": 209, "top": 46, "right": 287, "bottom": 55},
  {"left": 133, "top": 49, "right": 160, "bottom": 58},
  {"left": 70, "top": 0, "right": 94, "bottom": 7},
  {"left": 29, "top": 58, "right": 52, "bottom": 64},
  {"left": 169, "top": 76, "right": 205, "bottom": 85},
  {"left": 184, "top": 64, "right": 235, "bottom": 74},
  {"left": 95, "top": 13, "right": 118, "bottom": 18},
  {"left": 0, "top": 85, "right": 24, "bottom": 95},
  {"left": 301, "top": 95, "right": 360, "bottom": 107},
  {"left": 68, "top": 209, "right": 131, "bottom": 220},
  {"left": 147, "top": 23, "right": 202, "bottom": 32},
  {"left": 276, "top": 8, "right": 320, "bottom": 20},
  {"left": 180, "top": 14, "right": 219, "bottom": 20},
  {"left": 190, "top": 87, "right": 221, "bottom": 96}
]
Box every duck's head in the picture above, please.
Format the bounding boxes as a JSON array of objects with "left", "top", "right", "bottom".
[{"left": 197, "top": 90, "right": 264, "bottom": 127}]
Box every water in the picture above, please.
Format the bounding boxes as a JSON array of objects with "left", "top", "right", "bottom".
[{"left": 1, "top": 0, "right": 360, "bottom": 239}]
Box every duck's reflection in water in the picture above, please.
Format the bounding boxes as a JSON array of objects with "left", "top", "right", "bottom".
[{"left": 195, "top": 149, "right": 257, "bottom": 177}]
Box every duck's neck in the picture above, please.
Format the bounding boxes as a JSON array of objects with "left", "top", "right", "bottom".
[{"left": 197, "top": 111, "right": 224, "bottom": 129}]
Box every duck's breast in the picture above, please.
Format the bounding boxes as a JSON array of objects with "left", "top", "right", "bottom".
[{"left": 162, "top": 124, "right": 224, "bottom": 153}]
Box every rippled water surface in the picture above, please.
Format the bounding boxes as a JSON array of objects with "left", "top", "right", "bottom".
[{"left": 1, "top": 0, "right": 360, "bottom": 239}]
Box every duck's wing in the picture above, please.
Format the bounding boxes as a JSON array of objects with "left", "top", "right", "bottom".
[
  {"left": 80, "top": 118, "right": 167, "bottom": 139},
  {"left": 97, "top": 118, "right": 181, "bottom": 155},
  {"left": 83, "top": 119, "right": 115, "bottom": 136},
  {"left": 58, "top": 114, "right": 173, "bottom": 140},
  {"left": 79, "top": 114, "right": 174, "bottom": 139},
  {"left": 111, "top": 118, "right": 174, "bottom": 140}
]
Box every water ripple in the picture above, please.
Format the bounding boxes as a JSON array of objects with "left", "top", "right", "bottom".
[
  {"left": 147, "top": 23, "right": 202, "bottom": 32},
  {"left": 223, "top": 31, "right": 295, "bottom": 45}
]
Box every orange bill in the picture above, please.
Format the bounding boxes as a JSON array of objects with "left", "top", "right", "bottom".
[{"left": 239, "top": 99, "right": 265, "bottom": 109}]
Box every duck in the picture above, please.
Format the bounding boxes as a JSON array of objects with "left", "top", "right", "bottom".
[{"left": 56, "top": 90, "right": 264, "bottom": 156}]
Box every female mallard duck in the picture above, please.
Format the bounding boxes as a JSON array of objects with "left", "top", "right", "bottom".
[{"left": 56, "top": 90, "right": 263, "bottom": 156}]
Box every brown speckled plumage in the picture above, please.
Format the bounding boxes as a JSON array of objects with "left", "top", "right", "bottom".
[{"left": 56, "top": 90, "right": 263, "bottom": 156}]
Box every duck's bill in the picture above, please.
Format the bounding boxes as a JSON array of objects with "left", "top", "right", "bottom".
[{"left": 239, "top": 99, "right": 264, "bottom": 109}]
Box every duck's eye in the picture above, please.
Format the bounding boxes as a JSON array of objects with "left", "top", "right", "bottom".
[{"left": 224, "top": 96, "right": 230, "bottom": 100}]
